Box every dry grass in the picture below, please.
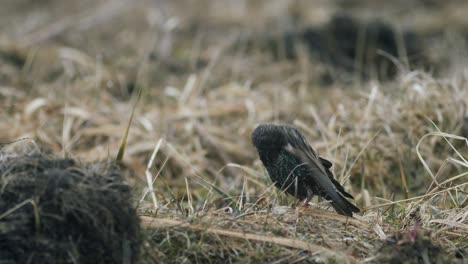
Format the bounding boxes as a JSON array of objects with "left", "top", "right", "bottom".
[{"left": 1, "top": 0, "right": 467, "bottom": 263}]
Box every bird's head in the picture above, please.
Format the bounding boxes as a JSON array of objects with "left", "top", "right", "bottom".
[{"left": 251, "top": 124, "right": 287, "bottom": 161}]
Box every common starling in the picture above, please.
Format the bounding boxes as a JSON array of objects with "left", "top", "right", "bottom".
[{"left": 251, "top": 124, "right": 360, "bottom": 216}]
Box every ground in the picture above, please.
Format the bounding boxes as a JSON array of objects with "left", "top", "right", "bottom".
[{"left": 0, "top": 0, "right": 467, "bottom": 263}]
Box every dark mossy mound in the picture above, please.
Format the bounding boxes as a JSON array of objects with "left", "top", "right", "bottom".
[{"left": 0, "top": 154, "right": 140, "bottom": 264}]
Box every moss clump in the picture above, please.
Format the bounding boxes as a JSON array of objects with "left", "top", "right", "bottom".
[{"left": 0, "top": 153, "right": 140, "bottom": 263}]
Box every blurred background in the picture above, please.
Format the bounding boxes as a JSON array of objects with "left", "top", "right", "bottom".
[{"left": 3, "top": 0, "right": 468, "bottom": 93}]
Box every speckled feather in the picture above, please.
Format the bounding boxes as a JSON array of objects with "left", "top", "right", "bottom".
[{"left": 251, "top": 124, "right": 360, "bottom": 216}]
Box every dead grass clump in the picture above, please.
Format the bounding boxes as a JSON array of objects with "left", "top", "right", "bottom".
[
  {"left": 320, "top": 72, "right": 467, "bottom": 198},
  {"left": 0, "top": 148, "right": 140, "bottom": 263}
]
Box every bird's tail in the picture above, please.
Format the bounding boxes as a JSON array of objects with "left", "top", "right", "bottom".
[{"left": 330, "top": 192, "right": 360, "bottom": 217}]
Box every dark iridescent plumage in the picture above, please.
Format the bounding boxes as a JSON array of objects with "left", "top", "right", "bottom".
[{"left": 251, "top": 124, "right": 360, "bottom": 216}]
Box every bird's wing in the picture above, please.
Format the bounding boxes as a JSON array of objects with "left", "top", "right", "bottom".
[
  {"left": 282, "top": 127, "right": 359, "bottom": 216},
  {"left": 319, "top": 156, "right": 354, "bottom": 199},
  {"left": 284, "top": 144, "right": 334, "bottom": 190},
  {"left": 282, "top": 127, "right": 332, "bottom": 187}
]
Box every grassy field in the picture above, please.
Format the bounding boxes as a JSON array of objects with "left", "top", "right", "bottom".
[{"left": 1, "top": 0, "right": 467, "bottom": 263}]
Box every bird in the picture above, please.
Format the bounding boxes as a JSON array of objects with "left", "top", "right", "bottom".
[{"left": 251, "top": 124, "right": 360, "bottom": 216}]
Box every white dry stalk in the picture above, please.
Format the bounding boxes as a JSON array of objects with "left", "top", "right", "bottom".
[
  {"left": 0, "top": 198, "right": 38, "bottom": 221},
  {"left": 360, "top": 84, "right": 379, "bottom": 131},
  {"left": 61, "top": 107, "right": 74, "bottom": 155},
  {"left": 372, "top": 223, "right": 387, "bottom": 239},
  {"left": 179, "top": 74, "right": 197, "bottom": 106},
  {"left": 238, "top": 175, "right": 247, "bottom": 211},
  {"left": 141, "top": 138, "right": 164, "bottom": 210},
  {"left": 24, "top": 98, "right": 48, "bottom": 119},
  {"left": 185, "top": 177, "right": 194, "bottom": 215}
]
